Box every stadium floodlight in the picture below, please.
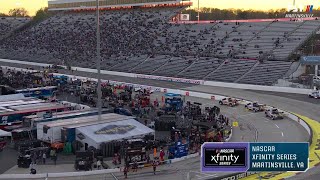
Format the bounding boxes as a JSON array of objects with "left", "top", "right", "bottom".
[
  {"left": 96, "top": 0, "right": 102, "bottom": 121},
  {"left": 198, "top": 0, "right": 200, "bottom": 23}
]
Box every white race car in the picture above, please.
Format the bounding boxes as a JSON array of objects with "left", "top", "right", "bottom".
[
  {"left": 265, "top": 108, "right": 284, "bottom": 120},
  {"left": 245, "top": 102, "right": 265, "bottom": 112},
  {"left": 308, "top": 91, "right": 320, "bottom": 99}
]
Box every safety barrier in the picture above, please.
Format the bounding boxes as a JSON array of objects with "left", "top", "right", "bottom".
[
  {"left": 0, "top": 66, "right": 314, "bottom": 180},
  {"left": 0, "top": 59, "right": 314, "bottom": 94}
]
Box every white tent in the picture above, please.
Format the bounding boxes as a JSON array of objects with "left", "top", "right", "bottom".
[
  {"left": 76, "top": 119, "right": 154, "bottom": 149},
  {"left": 0, "top": 129, "right": 11, "bottom": 137}
]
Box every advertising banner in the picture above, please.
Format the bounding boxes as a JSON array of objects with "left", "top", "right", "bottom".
[
  {"left": 180, "top": 14, "right": 190, "bottom": 21},
  {"left": 300, "top": 56, "right": 320, "bottom": 65},
  {"left": 135, "top": 74, "right": 204, "bottom": 85}
]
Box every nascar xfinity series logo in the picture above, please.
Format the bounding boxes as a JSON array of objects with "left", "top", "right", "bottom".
[
  {"left": 204, "top": 148, "right": 247, "bottom": 167},
  {"left": 285, "top": 4, "right": 314, "bottom": 18}
]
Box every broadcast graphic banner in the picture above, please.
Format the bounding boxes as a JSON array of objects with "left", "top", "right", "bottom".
[{"left": 201, "top": 142, "right": 309, "bottom": 172}]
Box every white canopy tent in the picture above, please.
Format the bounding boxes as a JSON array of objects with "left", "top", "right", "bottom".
[
  {"left": 0, "top": 129, "right": 11, "bottom": 137},
  {"left": 76, "top": 119, "right": 154, "bottom": 149}
]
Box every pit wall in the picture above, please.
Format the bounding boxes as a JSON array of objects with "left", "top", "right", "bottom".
[
  {"left": 0, "top": 59, "right": 313, "bottom": 95},
  {"left": 0, "top": 66, "right": 316, "bottom": 180}
]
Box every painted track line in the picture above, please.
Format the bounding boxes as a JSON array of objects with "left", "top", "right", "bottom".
[{"left": 241, "top": 113, "right": 320, "bottom": 180}]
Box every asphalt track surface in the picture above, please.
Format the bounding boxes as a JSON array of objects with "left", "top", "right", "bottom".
[
  {"left": 110, "top": 92, "right": 309, "bottom": 180},
  {"left": 0, "top": 62, "right": 319, "bottom": 180}
]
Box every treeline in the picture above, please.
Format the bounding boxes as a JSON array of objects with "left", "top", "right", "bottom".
[
  {"left": 0, "top": 8, "right": 49, "bottom": 21},
  {"left": 0, "top": 8, "right": 29, "bottom": 17},
  {"left": 182, "top": 8, "right": 320, "bottom": 20},
  {"left": 11, "top": 8, "right": 50, "bottom": 33}
]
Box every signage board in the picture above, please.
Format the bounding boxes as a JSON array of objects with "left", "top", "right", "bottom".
[
  {"left": 201, "top": 142, "right": 309, "bottom": 172},
  {"left": 300, "top": 56, "right": 320, "bottom": 65}
]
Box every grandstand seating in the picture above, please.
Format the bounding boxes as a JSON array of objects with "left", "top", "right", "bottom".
[
  {"left": 0, "top": 7, "right": 319, "bottom": 86},
  {"left": 0, "top": 17, "right": 30, "bottom": 40},
  {"left": 238, "top": 61, "right": 292, "bottom": 85},
  {"left": 205, "top": 59, "right": 257, "bottom": 82},
  {"left": 177, "top": 57, "right": 221, "bottom": 79},
  {"left": 152, "top": 56, "right": 193, "bottom": 77},
  {"left": 131, "top": 55, "right": 171, "bottom": 74},
  {"left": 109, "top": 55, "right": 148, "bottom": 72}
]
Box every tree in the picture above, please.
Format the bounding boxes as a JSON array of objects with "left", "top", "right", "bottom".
[
  {"left": 8, "top": 8, "right": 29, "bottom": 17},
  {"left": 33, "top": 8, "right": 49, "bottom": 21},
  {"left": 0, "top": 13, "right": 7, "bottom": 17}
]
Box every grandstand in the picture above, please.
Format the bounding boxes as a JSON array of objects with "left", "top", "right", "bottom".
[
  {"left": 0, "top": 0, "right": 319, "bottom": 86},
  {"left": 0, "top": 17, "right": 30, "bottom": 40}
]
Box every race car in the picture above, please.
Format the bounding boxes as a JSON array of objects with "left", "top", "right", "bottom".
[
  {"left": 244, "top": 102, "right": 265, "bottom": 112},
  {"left": 265, "top": 108, "right": 284, "bottom": 120},
  {"left": 308, "top": 91, "right": 320, "bottom": 99},
  {"left": 219, "top": 97, "right": 239, "bottom": 107}
]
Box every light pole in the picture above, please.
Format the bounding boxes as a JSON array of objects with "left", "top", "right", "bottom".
[
  {"left": 96, "top": 0, "right": 102, "bottom": 121},
  {"left": 197, "top": 0, "right": 200, "bottom": 23}
]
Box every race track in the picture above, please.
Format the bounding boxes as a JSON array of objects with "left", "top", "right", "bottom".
[
  {"left": 122, "top": 92, "right": 310, "bottom": 180},
  {"left": 0, "top": 62, "right": 319, "bottom": 180}
]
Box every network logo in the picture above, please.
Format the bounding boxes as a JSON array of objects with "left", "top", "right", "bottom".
[
  {"left": 306, "top": 5, "right": 314, "bottom": 13},
  {"left": 287, "top": 5, "right": 314, "bottom": 13}
]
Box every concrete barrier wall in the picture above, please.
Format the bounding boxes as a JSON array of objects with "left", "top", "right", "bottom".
[
  {"left": 203, "top": 81, "right": 313, "bottom": 95},
  {"left": 0, "top": 59, "right": 313, "bottom": 94}
]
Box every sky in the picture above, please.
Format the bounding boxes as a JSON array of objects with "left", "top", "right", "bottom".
[{"left": 0, "top": 0, "right": 318, "bottom": 16}]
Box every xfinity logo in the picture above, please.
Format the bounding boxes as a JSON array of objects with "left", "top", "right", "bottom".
[
  {"left": 204, "top": 148, "right": 247, "bottom": 167},
  {"left": 211, "top": 154, "right": 240, "bottom": 164}
]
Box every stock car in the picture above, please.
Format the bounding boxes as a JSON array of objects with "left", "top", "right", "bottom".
[
  {"left": 308, "top": 91, "right": 320, "bottom": 99},
  {"left": 245, "top": 102, "right": 265, "bottom": 112},
  {"left": 265, "top": 108, "right": 284, "bottom": 120},
  {"left": 219, "top": 97, "right": 239, "bottom": 107}
]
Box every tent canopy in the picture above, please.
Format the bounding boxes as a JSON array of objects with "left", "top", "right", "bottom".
[
  {"left": 0, "top": 129, "right": 11, "bottom": 137},
  {"left": 77, "top": 119, "right": 154, "bottom": 144}
]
